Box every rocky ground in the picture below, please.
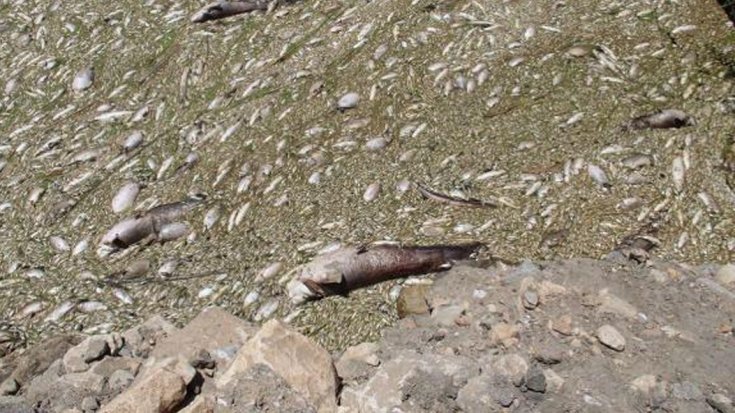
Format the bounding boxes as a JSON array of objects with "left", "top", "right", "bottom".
[{"left": 1, "top": 256, "right": 733, "bottom": 412}]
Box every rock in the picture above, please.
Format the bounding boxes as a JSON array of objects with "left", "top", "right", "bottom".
[
  {"left": 630, "top": 374, "right": 657, "bottom": 394},
  {"left": 523, "top": 290, "right": 539, "bottom": 309},
  {"left": 542, "top": 369, "right": 565, "bottom": 393},
  {"left": 335, "top": 342, "right": 380, "bottom": 383},
  {"left": 457, "top": 374, "right": 517, "bottom": 412},
  {"left": 9, "top": 334, "right": 83, "bottom": 385},
  {"left": 337, "top": 92, "right": 359, "bottom": 110},
  {"left": 121, "top": 315, "right": 177, "bottom": 358},
  {"left": 0, "top": 378, "right": 18, "bottom": 396},
  {"left": 396, "top": 284, "right": 430, "bottom": 318},
  {"left": 493, "top": 354, "right": 529, "bottom": 386},
  {"left": 25, "top": 361, "right": 107, "bottom": 413},
  {"left": 99, "top": 357, "right": 196, "bottom": 413},
  {"left": 671, "top": 381, "right": 703, "bottom": 401},
  {"left": 81, "top": 396, "right": 98, "bottom": 412},
  {"left": 217, "top": 364, "right": 316, "bottom": 413},
  {"left": 340, "top": 350, "right": 478, "bottom": 412},
  {"left": 551, "top": 315, "right": 573, "bottom": 336},
  {"left": 151, "top": 307, "right": 256, "bottom": 369},
  {"left": 188, "top": 349, "right": 215, "bottom": 370},
  {"left": 598, "top": 290, "right": 639, "bottom": 320},
  {"left": 90, "top": 356, "right": 141, "bottom": 378},
  {"left": 489, "top": 323, "right": 520, "bottom": 347},
  {"left": 707, "top": 393, "right": 735, "bottom": 413},
  {"left": 177, "top": 395, "right": 214, "bottom": 413},
  {"left": 217, "top": 320, "right": 338, "bottom": 412},
  {"left": 63, "top": 336, "right": 110, "bottom": 373},
  {"left": 107, "top": 369, "right": 135, "bottom": 392},
  {"left": 525, "top": 365, "right": 547, "bottom": 393},
  {"left": 431, "top": 304, "right": 464, "bottom": 327},
  {"left": 717, "top": 264, "right": 735, "bottom": 286},
  {"left": 596, "top": 325, "right": 626, "bottom": 351}
]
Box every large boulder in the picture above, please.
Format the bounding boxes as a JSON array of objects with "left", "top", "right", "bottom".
[{"left": 218, "top": 320, "right": 338, "bottom": 412}]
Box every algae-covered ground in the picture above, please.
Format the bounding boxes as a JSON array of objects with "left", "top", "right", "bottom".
[{"left": 0, "top": 0, "right": 734, "bottom": 351}]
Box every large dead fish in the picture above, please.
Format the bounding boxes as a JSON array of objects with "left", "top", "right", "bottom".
[
  {"left": 97, "top": 194, "right": 206, "bottom": 257},
  {"left": 286, "top": 242, "right": 485, "bottom": 305},
  {"left": 191, "top": 0, "right": 270, "bottom": 23},
  {"left": 625, "top": 109, "right": 694, "bottom": 130}
]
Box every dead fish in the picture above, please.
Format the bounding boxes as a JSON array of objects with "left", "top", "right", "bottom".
[
  {"left": 286, "top": 242, "right": 484, "bottom": 304},
  {"left": 416, "top": 182, "right": 497, "bottom": 208},
  {"left": 627, "top": 109, "right": 694, "bottom": 130},
  {"left": 98, "top": 194, "right": 205, "bottom": 255},
  {"left": 111, "top": 182, "right": 141, "bottom": 213},
  {"left": 191, "top": 0, "right": 269, "bottom": 23}
]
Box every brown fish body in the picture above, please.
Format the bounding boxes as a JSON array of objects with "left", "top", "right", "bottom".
[
  {"left": 191, "top": 1, "right": 269, "bottom": 23},
  {"left": 287, "top": 242, "right": 484, "bottom": 304}
]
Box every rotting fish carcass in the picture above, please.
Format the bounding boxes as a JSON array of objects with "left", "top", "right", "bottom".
[
  {"left": 286, "top": 242, "right": 485, "bottom": 305},
  {"left": 97, "top": 194, "right": 205, "bottom": 257}
]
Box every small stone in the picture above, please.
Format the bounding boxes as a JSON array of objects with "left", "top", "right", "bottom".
[
  {"left": 525, "top": 366, "right": 547, "bottom": 393},
  {"left": 490, "top": 323, "right": 520, "bottom": 347},
  {"left": 494, "top": 354, "right": 529, "bottom": 386},
  {"left": 542, "top": 369, "right": 565, "bottom": 393},
  {"left": 100, "top": 357, "right": 196, "bottom": 413},
  {"left": 596, "top": 325, "right": 625, "bottom": 351},
  {"left": 431, "top": 304, "right": 465, "bottom": 327},
  {"left": 396, "top": 284, "right": 430, "bottom": 318},
  {"left": 523, "top": 290, "right": 539, "bottom": 310},
  {"left": 81, "top": 396, "right": 99, "bottom": 412},
  {"left": 337, "top": 92, "right": 359, "bottom": 110},
  {"left": 707, "top": 393, "right": 735, "bottom": 413},
  {"left": 671, "top": 381, "right": 703, "bottom": 401},
  {"left": 716, "top": 264, "right": 735, "bottom": 286},
  {"left": 108, "top": 369, "right": 135, "bottom": 392},
  {"left": 552, "top": 315, "right": 573, "bottom": 336},
  {"left": 0, "top": 378, "right": 19, "bottom": 396},
  {"left": 63, "top": 336, "right": 111, "bottom": 373},
  {"left": 189, "top": 349, "right": 215, "bottom": 370},
  {"left": 630, "top": 374, "right": 657, "bottom": 395}
]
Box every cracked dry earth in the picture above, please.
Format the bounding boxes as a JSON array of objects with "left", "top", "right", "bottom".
[{"left": 0, "top": 0, "right": 734, "bottom": 354}]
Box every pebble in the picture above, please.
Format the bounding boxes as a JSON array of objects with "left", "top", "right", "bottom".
[
  {"left": 552, "top": 315, "right": 573, "bottom": 336},
  {"left": 0, "top": 378, "right": 19, "bottom": 396},
  {"left": 596, "top": 325, "right": 626, "bottom": 351},
  {"left": 523, "top": 290, "right": 539, "bottom": 310},
  {"left": 430, "top": 304, "right": 465, "bottom": 327},
  {"left": 716, "top": 264, "right": 735, "bottom": 286},
  {"left": 525, "top": 366, "right": 547, "bottom": 393}
]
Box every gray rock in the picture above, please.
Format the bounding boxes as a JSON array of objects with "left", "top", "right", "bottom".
[
  {"left": 107, "top": 369, "right": 135, "bottom": 392},
  {"left": 81, "top": 396, "right": 98, "bottom": 412},
  {"left": 671, "top": 381, "right": 703, "bottom": 401},
  {"left": 121, "top": 315, "right": 178, "bottom": 358},
  {"left": 717, "top": 264, "right": 735, "bottom": 286},
  {"left": 340, "top": 350, "right": 479, "bottom": 412},
  {"left": 523, "top": 290, "right": 539, "bottom": 309},
  {"left": 457, "top": 374, "right": 518, "bottom": 412},
  {"left": 525, "top": 366, "right": 547, "bottom": 393},
  {"left": 217, "top": 364, "right": 315, "bottom": 413},
  {"left": 9, "top": 334, "right": 83, "bottom": 386},
  {"left": 596, "top": 325, "right": 626, "bottom": 351},
  {"left": 707, "top": 393, "right": 735, "bottom": 413},
  {"left": 63, "top": 336, "right": 110, "bottom": 373},
  {"left": 493, "top": 354, "right": 528, "bottom": 386},
  {"left": 430, "top": 304, "right": 464, "bottom": 327},
  {"left": 0, "top": 379, "right": 18, "bottom": 396},
  {"left": 90, "top": 356, "right": 141, "bottom": 378}
]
